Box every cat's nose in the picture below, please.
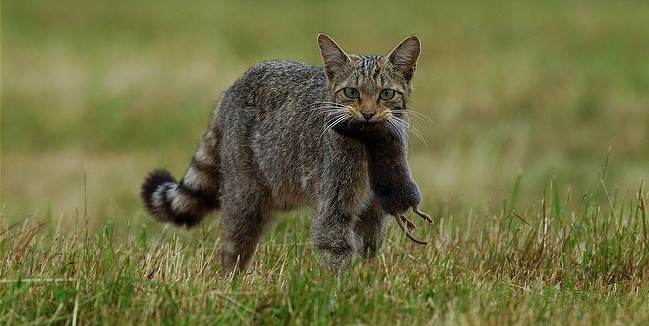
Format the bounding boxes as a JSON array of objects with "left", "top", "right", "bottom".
[{"left": 362, "top": 111, "right": 375, "bottom": 121}]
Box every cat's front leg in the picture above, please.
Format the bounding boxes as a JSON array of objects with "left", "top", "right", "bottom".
[
  {"left": 311, "top": 134, "right": 370, "bottom": 272},
  {"left": 310, "top": 202, "right": 360, "bottom": 272},
  {"left": 353, "top": 200, "right": 389, "bottom": 260},
  {"left": 310, "top": 172, "right": 372, "bottom": 272}
]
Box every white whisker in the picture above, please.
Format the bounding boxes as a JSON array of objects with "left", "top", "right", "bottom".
[
  {"left": 385, "top": 118, "right": 407, "bottom": 144},
  {"left": 392, "top": 109, "right": 437, "bottom": 126},
  {"left": 302, "top": 106, "right": 349, "bottom": 124},
  {"left": 391, "top": 118, "right": 410, "bottom": 143},
  {"left": 320, "top": 113, "right": 350, "bottom": 139},
  {"left": 390, "top": 115, "right": 427, "bottom": 146}
]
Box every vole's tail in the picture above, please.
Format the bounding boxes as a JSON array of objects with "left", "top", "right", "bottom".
[{"left": 141, "top": 125, "right": 222, "bottom": 227}]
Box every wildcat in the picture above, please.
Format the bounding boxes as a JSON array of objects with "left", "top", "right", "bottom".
[{"left": 141, "top": 34, "right": 423, "bottom": 274}]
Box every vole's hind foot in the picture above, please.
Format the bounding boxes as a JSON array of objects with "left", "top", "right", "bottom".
[
  {"left": 413, "top": 206, "right": 433, "bottom": 223},
  {"left": 394, "top": 214, "right": 428, "bottom": 245},
  {"left": 400, "top": 214, "right": 418, "bottom": 231}
]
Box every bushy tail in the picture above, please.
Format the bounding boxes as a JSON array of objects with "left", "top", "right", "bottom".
[{"left": 141, "top": 125, "right": 222, "bottom": 227}]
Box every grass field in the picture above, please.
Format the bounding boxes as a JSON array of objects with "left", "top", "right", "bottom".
[{"left": 2, "top": 0, "right": 649, "bottom": 324}]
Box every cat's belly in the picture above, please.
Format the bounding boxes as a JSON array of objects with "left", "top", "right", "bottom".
[
  {"left": 271, "top": 191, "right": 310, "bottom": 211},
  {"left": 267, "top": 172, "right": 317, "bottom": 211}
]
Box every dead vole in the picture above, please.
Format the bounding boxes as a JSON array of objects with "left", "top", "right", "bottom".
[{"left": 330, "top": 116, "right": 433, "bottom": 244}]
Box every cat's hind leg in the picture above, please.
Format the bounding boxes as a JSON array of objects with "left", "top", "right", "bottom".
[
  {"left": 219, "top": 176, "right": 272, "bottom": 275},
  {"left": 216, "top": 93, "right": 274, "bottom": 275}
]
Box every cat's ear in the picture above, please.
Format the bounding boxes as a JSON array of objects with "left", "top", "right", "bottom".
[
  {"left": 317, "top": 34, "right": 351, "bottom": 80},
  {"left": 385, "top": 35, "right": 421, "bottom": 81}
]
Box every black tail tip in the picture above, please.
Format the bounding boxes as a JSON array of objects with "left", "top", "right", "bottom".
[{"left": 141, "top": 169, "right": 176, "bottom": 212}]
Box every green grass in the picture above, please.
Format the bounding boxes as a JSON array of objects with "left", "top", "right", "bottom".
[
  {"left": 2, "top": 0, "right": 649, "bottom": 324},
  {"left": 2, "top": 180, "right": 648, "bottom": 324}
]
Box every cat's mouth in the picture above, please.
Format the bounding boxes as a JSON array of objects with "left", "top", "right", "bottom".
[
  {"left": 351, "top": 112, "right": 388, "bottom": 124},
  {"left": 333, "top": 116, "right": 386, "bottom": 133},
  {"left": 355, "top": 117, "right": 383, "bottom": 124},
  {"left": 325, "top": 111, "right": 393, "bottom": 138}
]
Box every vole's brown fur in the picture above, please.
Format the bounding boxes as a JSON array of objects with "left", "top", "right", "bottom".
[{"left": 330, "top": 117, "right": 432, "bottom": 244}]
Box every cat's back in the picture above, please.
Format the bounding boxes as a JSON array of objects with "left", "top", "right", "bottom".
[
  {"left": 219, "top": 59, "right": 328, "bottom": 144},
  {"left": 218, "top": 60, "right": 327, "bottom": 127},
  {"left": 233, "top": 60, "right": 326, "bottom": 105},
  {"left": 217, "top": 60, "right": 331, "bottom": 207}
]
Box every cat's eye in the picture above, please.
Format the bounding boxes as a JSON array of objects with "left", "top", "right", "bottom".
[
  {"left": 379, "top": 89, "right": 396, "bottom": 100},
  {"left": 343, "top": 87, "right": 360, "bottom": 99}
]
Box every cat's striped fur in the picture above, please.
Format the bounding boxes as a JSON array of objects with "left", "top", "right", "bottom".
[
  {"left": 141, "top": 34, "right": 421, "bottom": 274},
  {"left": 141, "top": 122, "right": 222, "bottom": 227}
]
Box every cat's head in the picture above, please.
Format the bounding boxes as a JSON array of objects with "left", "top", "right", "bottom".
[{"left": 317, "top": 34, "right": 420, "bottom": 124}]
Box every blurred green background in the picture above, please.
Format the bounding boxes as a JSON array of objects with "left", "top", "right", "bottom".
[{"left": 2, "top": 0, "right": 648, "bottom": 227}]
